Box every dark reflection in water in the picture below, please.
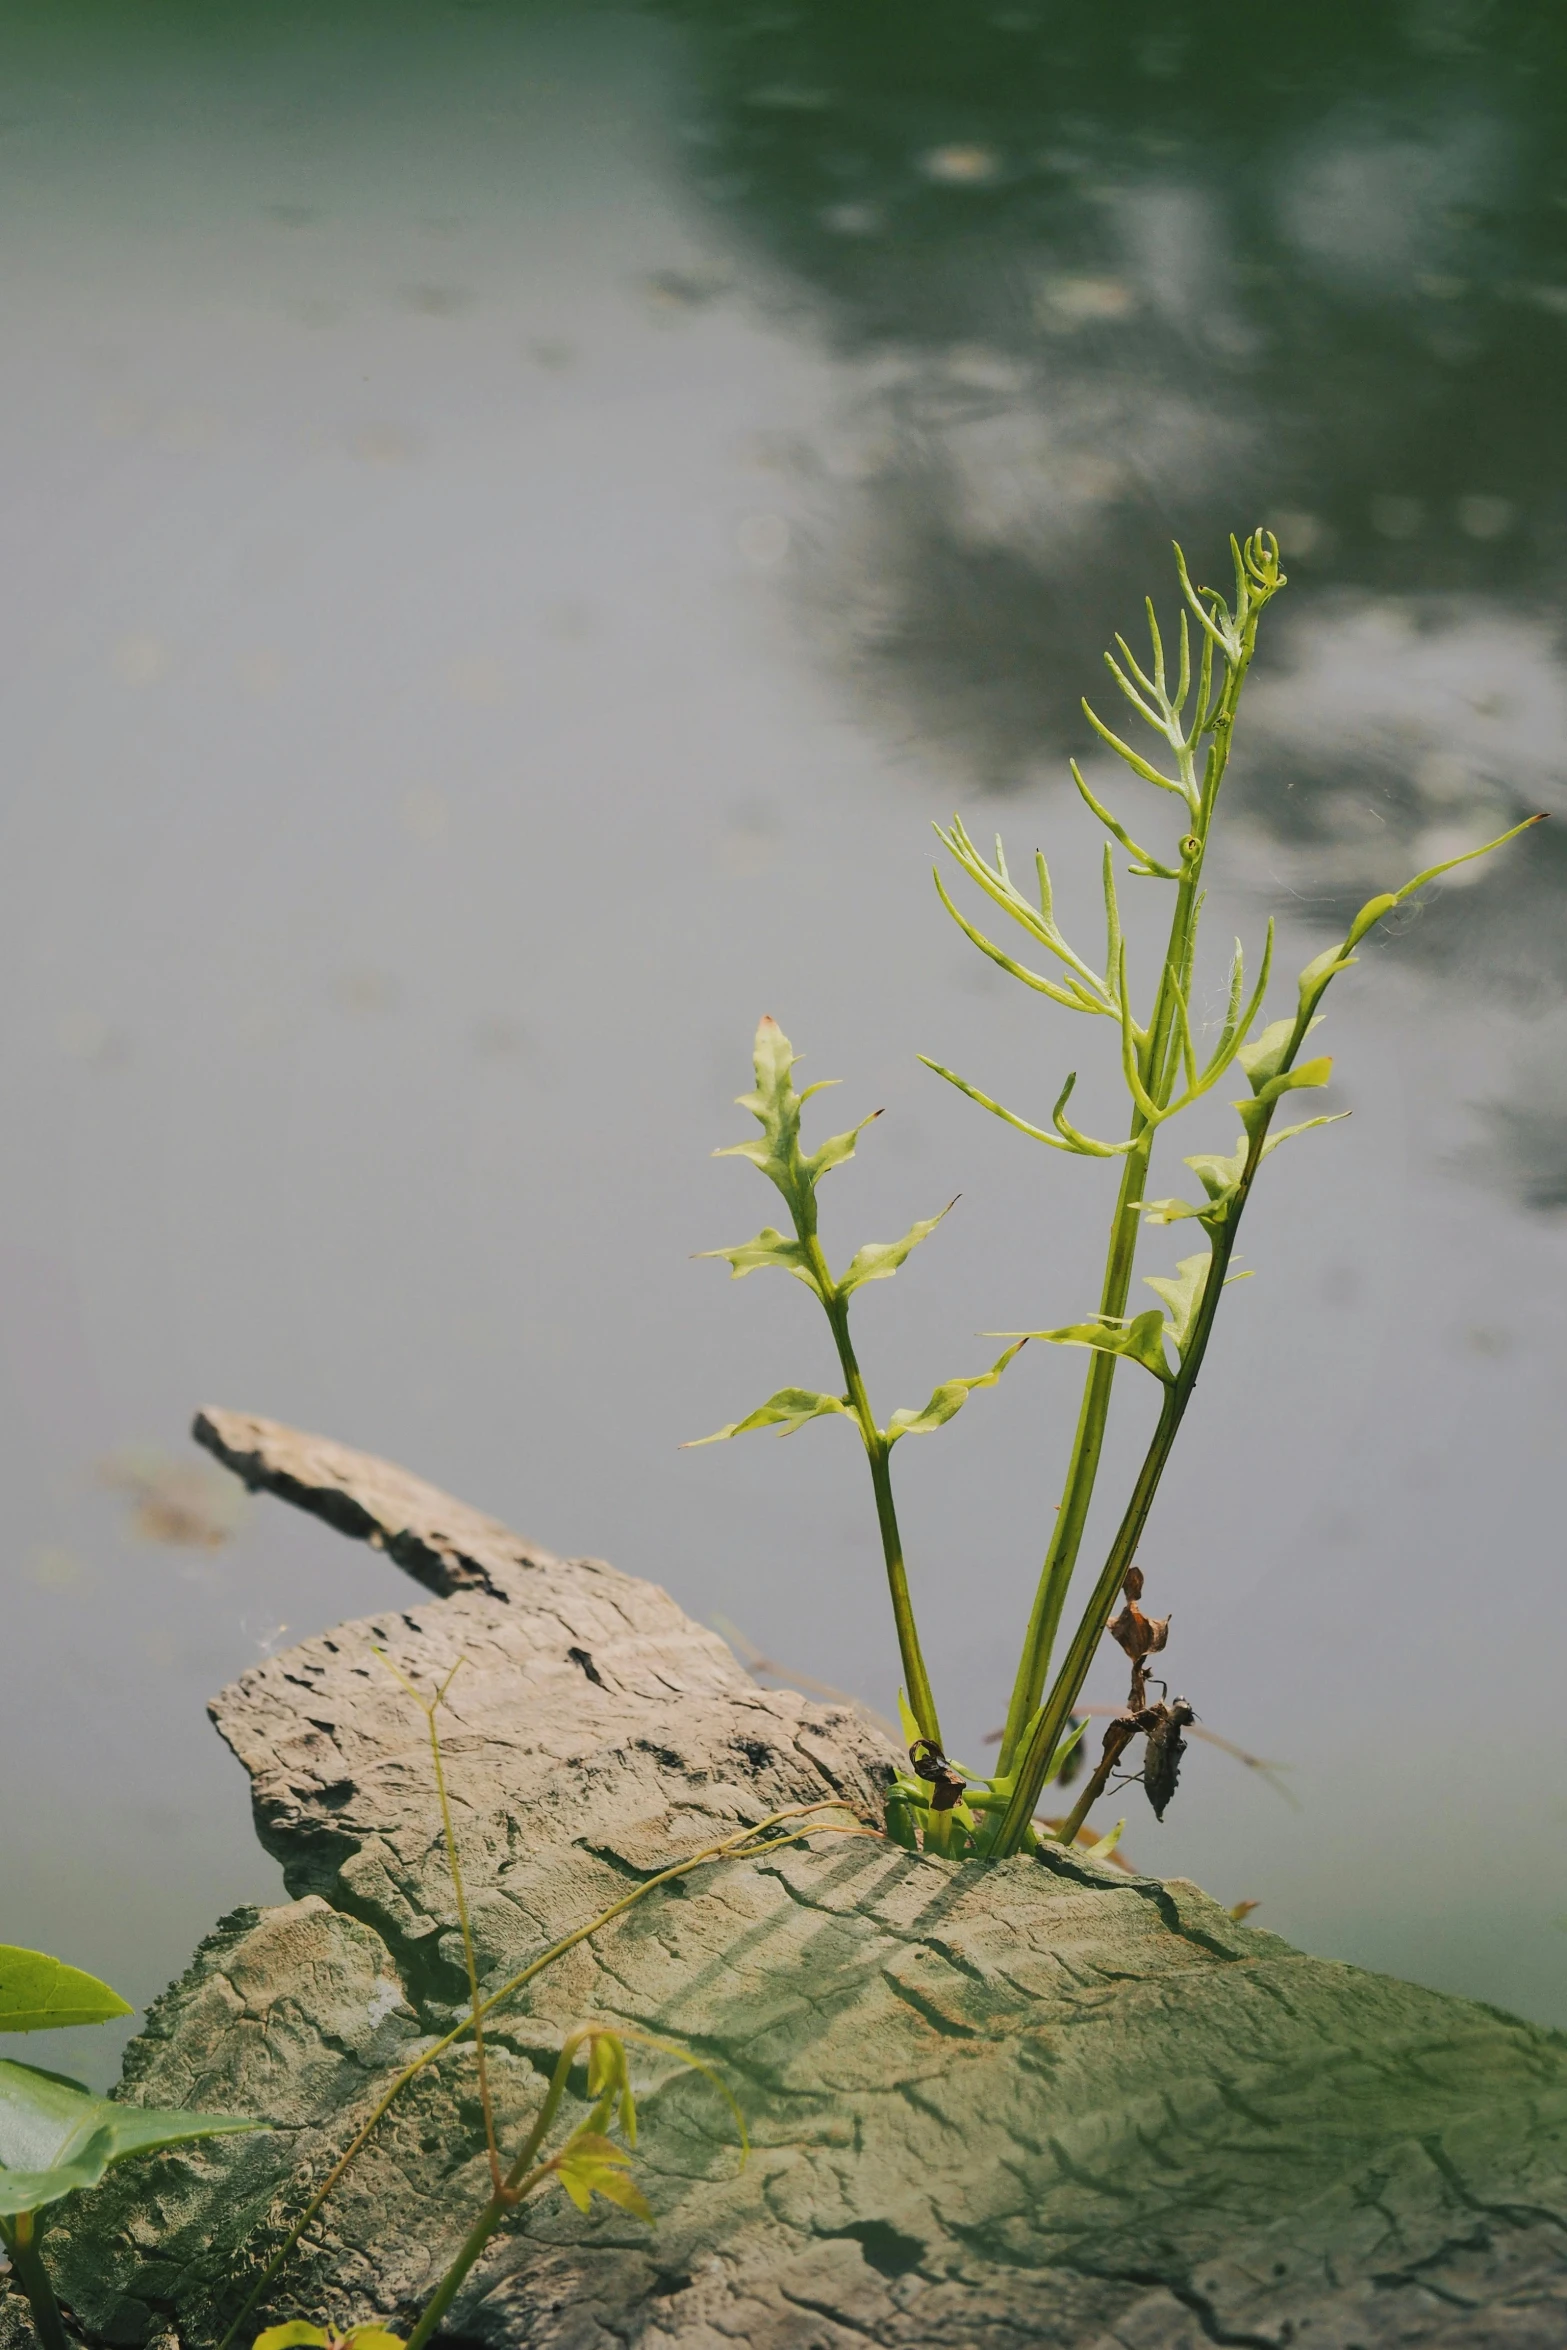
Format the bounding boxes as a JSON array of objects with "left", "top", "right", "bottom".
[{"left": 659, "top": 0, "right": 1567, "bottom": 1114}]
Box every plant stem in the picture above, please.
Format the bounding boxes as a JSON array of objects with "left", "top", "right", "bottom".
[
  {"left": 215, "top": 1805, "right": 863, "bottom": 2350},
  {"left": 992, "top": 1113, "right": 1267, "bottom": 1852},
  {"left": 996, "top": 866, "right": 1202, "bottom": 1777},
  {"left": 424, "top": 1692, "right": 504, "bottom": 2198},
  {"left": 2, "top": 2214, "right": 71, "bottom": 2350},
  {"left": 994, "top": 557, "right": 1273, "bottom": 1793},
  {"left": 806, "top": 1235, "right": 941, "bottom": 1747},
  {"left": 994, "top": 1133, "right": 1152, "bottom": 1770},
  {"left": 402, "top": 2043, "right": 607, "bottom": 2350},
  {"left": 1054, "top": 1715, "right": 1139, "bottom": 1851}
]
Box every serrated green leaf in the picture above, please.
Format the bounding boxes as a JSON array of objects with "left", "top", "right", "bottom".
[
  {"left": 884, "top": 1340, "right": 1027, "bottom": 1443},
  {"left": 694, "top": 1227, "right": 819, "bottom": 1290},
  {"left": 0, "top": 2058, "right": 258, "bottom": 2217},
  {"left": 1257, "top": 1053, "right": 1332, "bottom": 1106},
  {"left": 1022, "top": 1309, "right": 1172, "bottom": 1385},
  {"left": 1238, "top": 1055, "right": 1332, "bottom": 1137},
  {"left": 1185, "top": 1141, "right": 1248, "bottom": 1199},
  {"left": 712, "top": 1016, "right": 815, "bottom": 1207},
  {"left": 1139, "top": 1195, "right": 1208, "bottom": 1227},
  {"left": 839, "top": 1203, "right": 953, "bottom": 1297},
  {"left": 1235, "top": 1014, "right": 1322, "bottom": 1094},
  {"left": 682, "top": 1388, "right": 849, "bottom": 1447},
  {"left": 714, "top": 1016, "right": 882, "bottom": 1219},
  {"left": 552, "top": 2133, "right": 653, "bottom": 2224},
  {"left": 1145, "top": 1106, "right": 1347, "bottom": 1231},
  {"left": 0, "top": 1949, "right": 132, "bottom": 2036},
  {"left": 802, "top": 1113, "right": 880, "bottom": 1184},
  {"left": 1260, "top": 1112, "right": 1350, "bottom": 1160},
  {"left": 1143, "top": 1253, "right": 1211, "bottom": 1354}
]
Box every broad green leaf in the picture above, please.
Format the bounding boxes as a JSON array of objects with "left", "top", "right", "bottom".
[
  {"left": 1143, "top": 1253, "right": 1211, "bottom": 1355},
  {"left": 839, "top": 1203, "right": 953, "bottom": 1297},
  {"left": 1235, "top": 1015, "right": 1321, "bottom": 1094},
  {"left": 250, "top": 2323, "right": 402, "bottom": 2349},
  {"left": 0, "top": 1949, "right": 132, "bottom": 2035},
  {"left": 552, "top": 2132, "right": 653, "bottom": 2223},
  {"left": 682, "top": 1388, "right": 849, "bottom": 1447},
  {"left": 694, "top": 1227, "right": 819, "bottom": 1291},
  {"left": 1021, "top": 1309, "right": 1172, "bottom": 1386},
  {"left": 884, "top": 1340, "right": 1027, "bottom": 1443},
  {"left": 0, "top": 2057, "right": 259, "bottom": 2217}
]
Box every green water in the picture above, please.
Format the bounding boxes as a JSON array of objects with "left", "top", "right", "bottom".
[{"left": 1, "top": 0, "right": 1563, "bottom": 2090}]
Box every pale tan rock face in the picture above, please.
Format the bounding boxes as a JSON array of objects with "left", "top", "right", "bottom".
[{"left": 20, "top": 1413, "right": 1567, "bottom": 2349}]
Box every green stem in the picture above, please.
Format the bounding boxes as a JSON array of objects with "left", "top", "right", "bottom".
[
  {"left": 1054, "top": 1714, "right": 1139, "bottom": 1850},
  {"left": 991, "top": 1108, "right": 1269, "bottom": 1853},
  {"left": 805, "top": 1235, "right": 941, "bottom": 1748},
  {"left": 403, "top": 2044, "right": 602, "bottom": 2350},
  {"left": 996, "top": 870, "right": 1201, "bottom": 1775},
  {"left": 994, "top": 564, "right": 1272, "bottom": 1792},
  {"left": 2, "top": 2214, "right": 71, "bottom": 2350}
]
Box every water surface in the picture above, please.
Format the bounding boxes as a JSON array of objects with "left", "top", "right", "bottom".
[{"left": 1, "top": 0, "right": 1563, "bottom": 2086}]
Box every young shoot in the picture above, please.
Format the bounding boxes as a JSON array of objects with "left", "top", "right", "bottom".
[
  {"left": 689, "top": 1015, "right": 1027, "bottom": 1849},
  {"left": 924, "top": 532, "right": 1541, "bottom": 1854}
]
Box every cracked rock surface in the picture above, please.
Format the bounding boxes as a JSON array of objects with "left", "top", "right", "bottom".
[{"left": 19, "top": 1410, "right": 1567, "bottom": 2350}]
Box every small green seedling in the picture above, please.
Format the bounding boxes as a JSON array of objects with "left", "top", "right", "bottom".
[
  {"left": 687, "top": 1016, "right": 1027, "bottom": 1850},
  {"left": 696, "top": 529, "right": 1542, "bottom": 1856},
  {"left": 241, "top": 1657, "right": 760, "bottom": 2350}
]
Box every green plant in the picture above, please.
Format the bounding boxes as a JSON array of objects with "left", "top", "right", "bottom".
[
  {"left": 0, "top": 1949, "right": 256, "bottom": 2350},
  {"left": 215, "top": 1796, "right": 864, "bottom": 2350},
  {"left": 686, "top": 1018, "right": 1030, "bottom": 1850},
  {"left": 373, "top": 1655, "right": 742, "bottom": 2350},
  {"left": 695, "top": 529, "right": 1541, "bottom": 1858},
  {"left": 236, "top": 1656, "right": 875, "bottom": 2350}
]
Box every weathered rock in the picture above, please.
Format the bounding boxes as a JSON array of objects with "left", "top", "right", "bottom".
[{"left": 22, "top": 1412, "right": 1567, "bottom": 2350}]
